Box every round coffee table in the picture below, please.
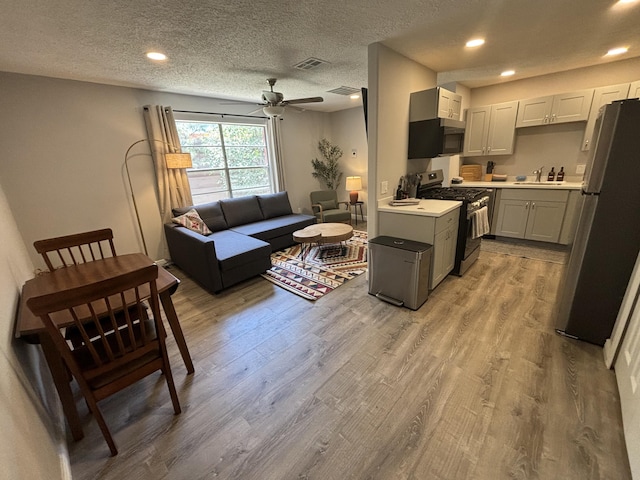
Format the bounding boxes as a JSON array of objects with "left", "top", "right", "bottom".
[{"left": 293, "top": 223, "right": 354, "bottom": 261}]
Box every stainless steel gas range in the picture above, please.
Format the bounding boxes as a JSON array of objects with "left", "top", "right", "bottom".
[{"left": 417, "top": 170, "right": 492, "bottom": 276}]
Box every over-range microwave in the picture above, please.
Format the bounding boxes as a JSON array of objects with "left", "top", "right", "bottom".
[{"left": 408, "top": 117, "right": 466, "bottom": 159}]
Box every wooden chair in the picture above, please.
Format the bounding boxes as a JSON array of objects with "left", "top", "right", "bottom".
[
  {"left": 33, "top": 228, "right": 117, "bottom": 271},
  {"left": 26, "top": 264, "right": 181, "bottom": 456},
  {"left": 34, "top": 229, "right": 137, "bottom": 347}
]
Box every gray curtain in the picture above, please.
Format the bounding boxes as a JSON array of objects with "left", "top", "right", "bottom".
[
  {"left": 143, "top": 105, "right": 193, "bottom": 223},
  {"left": 269, "top": 117, "right": 286, "bottom": 191}
]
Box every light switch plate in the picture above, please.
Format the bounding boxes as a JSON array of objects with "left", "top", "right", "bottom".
[
  {"left": 576, "top": 164, "right": 586, "bottom": 174},
  {"left": 381, "top": 180, "right": 388, "bottom": 194}
]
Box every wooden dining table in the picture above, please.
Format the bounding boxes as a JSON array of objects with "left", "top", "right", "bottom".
[{"left": 16, "top": 253, "right": 194, "bottom": 441}]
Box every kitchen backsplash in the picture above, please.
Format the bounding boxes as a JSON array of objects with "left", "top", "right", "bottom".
[{"left": 460, "top": 122, "right": 589, "bottom": 182}]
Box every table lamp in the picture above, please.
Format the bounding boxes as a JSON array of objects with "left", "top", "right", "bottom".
[{"left": 345, "top": 176, "right": 362, "bottom": 204}]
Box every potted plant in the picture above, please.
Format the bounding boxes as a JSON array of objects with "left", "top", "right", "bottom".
[{"left": 311, "top": 138, "right": 343, "bottom": 190}]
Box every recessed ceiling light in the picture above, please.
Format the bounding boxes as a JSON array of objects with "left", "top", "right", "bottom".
[
  {"left": 146, "top": 52, "right": 167, "bottom": 61},
  {"left": 350, "top": 94, "right": 360, "bottom": 100},
  {"left": 501, "top": 70, "right": 515, "bottom": 77},
  {"left": 466, "top": 39, "right": 485, "bottom": 48},
  {"left": 605, "top": 46, "right": 629, "bottom": 56}
]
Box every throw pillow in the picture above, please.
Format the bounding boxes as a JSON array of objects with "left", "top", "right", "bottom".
[
  {"left": 172, "top": 209, "right": 212, "bottom": 235},
  {"left": 318, "top": 199, "right": 337, "bottom": 211}
]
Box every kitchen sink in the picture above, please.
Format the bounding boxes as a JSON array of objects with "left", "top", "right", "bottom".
[{"left": 513, "top": 181, "right": 564, "bottom": 185}]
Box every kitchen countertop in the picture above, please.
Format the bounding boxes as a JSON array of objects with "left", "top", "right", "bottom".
[
  {"left": 378, "top": 198, "right": 462, "bottom": 217},
  {"left": 452, "top": 181, "right": 582, "bottom": 190}
]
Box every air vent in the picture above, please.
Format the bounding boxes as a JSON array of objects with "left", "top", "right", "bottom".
[
  {"left": 327, "top": 86, "right": 361, "bottom": 96},
  {"left": 292, "top": 57, "right": 328, "bottom": 70}
]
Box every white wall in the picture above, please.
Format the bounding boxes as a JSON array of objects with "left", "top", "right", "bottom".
[
  {"left": 367, "top": 43, "right": 437, "bottom": 236},
  {"left": 278, "top": 111, "right": 332, "bottom": 215},
  {"left": 330, "top": 107, "right": 369, "bottom": 217},
  {"left": 0, "top": 72, "right": 331, "bottom": 266},
  {"left": 0, "top": 183, "right": 67, "bottom": 479}
]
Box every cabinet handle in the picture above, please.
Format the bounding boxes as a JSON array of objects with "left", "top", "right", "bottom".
[
  {"left": 487, "top": 146, "right": 491, "bottom": 153},
  {"left": 585, "top": 139, "right": 589, "bottom": 148},
  {"left": 543, "top": 115, "right": 548, "bottom": 124},
  {"left": 532, "top": 202, "right": 536, "bottom": 209},
  {"left": 525, "top": 202, "right": 530, "bottom": 210},
  {"left": 551, "top": 114, "right": 556, "bottom": 122}
]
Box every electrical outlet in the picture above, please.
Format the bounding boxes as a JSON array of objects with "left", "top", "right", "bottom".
[
  {"left": 351, "top": 149, "right": 357, "bottom": 158},
  {"left": 576, "top": 164, "right": 586, "bottom": 174},
  {"left": 381, "top": 180, "right": 388, "bottom": 194}
]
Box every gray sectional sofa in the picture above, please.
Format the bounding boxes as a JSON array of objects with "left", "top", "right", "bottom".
[{"left": 164, "top": 192, "right": 316, "bottom": 293}]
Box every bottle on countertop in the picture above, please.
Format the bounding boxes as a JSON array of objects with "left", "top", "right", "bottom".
[
  {"left": 395, "top": 182, "right": 403, "bottom": 200},
  {"left": 557, "top": 166, "right": 565, "bottom": 181},
  {"left": 547, "top": 167, "right": 556, "bottom": 181}
]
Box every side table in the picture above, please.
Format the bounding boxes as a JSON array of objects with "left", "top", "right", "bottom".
[{"left": 349, "top": 201, "right": 365, "bottom": 226}]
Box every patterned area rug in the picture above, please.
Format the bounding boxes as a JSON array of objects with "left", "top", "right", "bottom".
[{"left": 261, "top": 230, "right": 367, "bottom": 300}]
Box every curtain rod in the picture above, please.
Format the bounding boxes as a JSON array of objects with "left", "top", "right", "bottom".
[{"left": 171, "top": 109, "right": 268, "bottom": 120}]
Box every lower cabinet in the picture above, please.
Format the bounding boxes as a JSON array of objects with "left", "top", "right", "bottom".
[
  {"left": 495, "top": 189, "right": 569, "bottom": 243},
  {"left": 432, "top": 216, "right": 457, "bottom": 288},
  {"left": 378, "top": 207, "right": 460, "bottom": 289}
]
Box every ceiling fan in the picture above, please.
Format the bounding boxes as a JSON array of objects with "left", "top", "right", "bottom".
[{"left": 259, "top": 78, "right": 323, "bottom": 117}]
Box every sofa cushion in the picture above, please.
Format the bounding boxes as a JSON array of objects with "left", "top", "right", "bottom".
[
  {"left": 209, "top": 230, "right": 271, "bottom": 271},
  {"left": 173, "top": 201, "right": 227, "bottom": 232},
  {"left": 230, "top": 214, "right": 317, "bottom": 242},
  {"left": 318, "top": 199, "right": 338, "bottom": 211},
  {"left": 172, "top": 209, "right": 212, "bottom": 235},
  {"left": 257, "top": 192, "right": 293, "bottom": 219},
  {"left": 219, "top": 196, "right": 264, "bottom": 228}
]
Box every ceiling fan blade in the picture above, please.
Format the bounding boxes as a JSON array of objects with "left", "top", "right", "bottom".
[{"left": 284, "top": 96, "right": 324, "bottom": 105}]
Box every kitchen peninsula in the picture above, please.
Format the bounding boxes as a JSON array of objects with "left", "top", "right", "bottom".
[{"left": 378, "top": 199, "right": 461, "bottom": 289}]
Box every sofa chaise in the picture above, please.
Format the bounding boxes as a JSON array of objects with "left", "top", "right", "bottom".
[{"left": 164, "top": 192, "right": 316, "bottom": 293}]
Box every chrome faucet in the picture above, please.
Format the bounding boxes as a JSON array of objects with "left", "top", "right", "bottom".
[{"left": 533, "top": 166, "right": 544, "bottom": 182}]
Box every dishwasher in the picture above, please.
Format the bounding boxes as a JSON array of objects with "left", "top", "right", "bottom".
[{"left": 368, "top": 236, "right": 432, "bottom": 310}]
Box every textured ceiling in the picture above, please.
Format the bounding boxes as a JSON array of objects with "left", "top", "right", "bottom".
[{"left": 1, "top": 0, "right": 639, "bottom": 112}]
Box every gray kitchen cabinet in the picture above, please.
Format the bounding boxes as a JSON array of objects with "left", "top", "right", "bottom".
[
  {"left": 378, "top": 207, "right": 459, "bottom": 289},
  {"left": 495, "top": 189, "right": 568, "bottom": 243},
  {"left": 581, "top": 83, "right": 630, "bottom": 150},
  {"left": 515, "top": 89, "right": 594, "bottom": 128},
  {"left": 629, "top": 80, "right": 640, "bottom": 100},
  {"left": 432, "top": 211, "right": 458, "bottom": 287},
  {"left": 463, "top": 101, "right": 518, "bottom": 156},
  {"left": 410, "top": 86, "right": 462, "bottom": 121}
]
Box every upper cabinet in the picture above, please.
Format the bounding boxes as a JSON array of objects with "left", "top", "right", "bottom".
[
  {"left": 410, "top": 87, "right": 462, "bottom": 122},
  {"left": 581, "top": 84, "right": 630, "bottom": 151},
  {"left": 515, "top": 89, "right": 594, "bottom": 128},
  {"left": 629, "top": 80, "right": 640, "bottom": 100},
  {"left": 463, "top": 101, "right": 519, "bottom": 156}
]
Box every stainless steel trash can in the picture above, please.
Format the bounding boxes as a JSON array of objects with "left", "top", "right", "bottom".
[{"left": 368, "top": 236, "right": 432, "bottom": 310}]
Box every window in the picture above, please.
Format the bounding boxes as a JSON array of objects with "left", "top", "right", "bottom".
[{"left": 175, "top": 118, "right": 276, "bottom": 203}]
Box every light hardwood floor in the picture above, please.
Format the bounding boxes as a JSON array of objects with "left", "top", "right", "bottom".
[{"left": 69, "top": 245, "right": 631, "bottom": 480}]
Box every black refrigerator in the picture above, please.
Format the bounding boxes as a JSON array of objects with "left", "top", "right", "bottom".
[{"left": 556, "top": 98, "right": 640, "bottom": 345}]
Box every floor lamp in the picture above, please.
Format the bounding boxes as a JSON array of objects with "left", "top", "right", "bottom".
[{"left": 124, "top": 139, "right": 192, "bottom": 256}]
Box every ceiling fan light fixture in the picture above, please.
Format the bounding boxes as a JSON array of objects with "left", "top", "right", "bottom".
[{"left": 263, "top": 105, "right": 285, "bottom": 117}]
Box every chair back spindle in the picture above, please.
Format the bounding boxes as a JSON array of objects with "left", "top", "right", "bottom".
[{"left": 34, "top": 228, "right": 116, "bottom": 271}]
